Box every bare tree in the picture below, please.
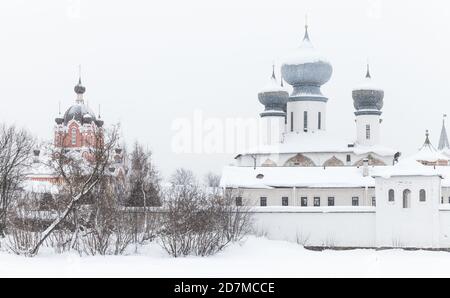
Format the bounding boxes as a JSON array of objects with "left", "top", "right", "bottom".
[
  {"left": 27, "top": 125, "right": 119, "bottom": 257},
  {"left": 126, "top": 142, "right": 161, "bottom": 207},
  {"left": 170, "top": 168, "right": 196, "bottom": 187},
  {"left": 159, "top": 170, "right": 252, "bottom": 257},
  {"left": 0, "top": 124, "right": 35, "bottom": 236},
  {"left": 204, "top": 172, "right": 221, "bottom": 188}
]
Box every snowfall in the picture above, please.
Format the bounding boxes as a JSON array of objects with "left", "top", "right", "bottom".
[{"left": 2, "top": 236, "right": 450, "bottom": 278}]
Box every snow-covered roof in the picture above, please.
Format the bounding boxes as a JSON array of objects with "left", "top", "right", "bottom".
[
  {"left": 282, "top": 30, "right": 330, "bottom": 66},
  {"left": 22, "top": 179, "right": 58, "bottom": 194},
  {"left": 409, "top": 133, "right": 449, "bottom": 163},
  {"left": 220, "top": 165, "right": 375, "bottom": 189},
  {"left": 238, "top": 131, "right": 397, "bottom": 157},
  {"left": 371, "top": 158, "right": 442, "bottom": 179},
  {"left": 259, "top": 76, "right": 288, "bottom": 93}
]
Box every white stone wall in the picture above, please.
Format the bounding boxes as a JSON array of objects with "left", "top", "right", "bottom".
[
  {"left": 261, "top": 116, "right": 285, "bottom": 146},
  {"left": 287, "top": 101, "right": 326, "bottom": 134},
  {"left": 375, "top": 176, "right": 441, "bottom": 248},
  {"left": 356, "top": 114, "right": 381, "bottom": 146},
  {"left": 250, "top": 205, "right": 450, "bottom": 249},
  {"left": 251, "top": 207, "right": 376, "bottom": 248},
  {"left": 236, "top": 187, "right": 376, "bottom": 207}
]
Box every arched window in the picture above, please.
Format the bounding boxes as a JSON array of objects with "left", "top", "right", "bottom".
[
  {"left": 388, "top": 189, "right": 395, "bottom": 202},
  {"left": 303, "top": 111, "right": 308, "bottom": 132},
  {"left": 419, "top": 189, "right": 426, "bottom": 202},
  {"left": 71, "top": 128, "right": 77, "bottom": 145},
  {"left": 403, "top": 189, "right": 411, "bottom": 209},
  {"left": 366, "top": 125, "right": 371, "bottom": 140}
]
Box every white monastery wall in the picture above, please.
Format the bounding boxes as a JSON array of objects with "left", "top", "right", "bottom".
[
  {"left": 240, "top": 187, "right": 375, "bottom": 207},
  {"left": 251, "top": 207, "right": 376, "bottom": 248}
]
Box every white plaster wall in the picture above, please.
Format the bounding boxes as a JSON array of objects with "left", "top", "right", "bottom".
[
  {"left": 375, "top": 176, "right": 441, "bottom": 248},
  {"left": 261, "top": 116, "right": 285, "bottom": 146},
  {"left": 237, "top": 187, "right": 376, "bottom": 207},
  {"left": 251, "top": 207, "right": 376, "bottom": 247},
  {"left": 356, "top": 114, "right": 381, "bottom": 146},
  {"left": 287, "top": 101, "right": 326, "bottom": 134},
  {"left": 438, "top": 207, "right": 450, "bottom": 247}
]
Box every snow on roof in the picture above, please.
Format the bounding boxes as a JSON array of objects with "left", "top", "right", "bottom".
[
  {"left": 220, "top": 165, "right": 374, "bottom": 189},
  {"left": 22, "top": 179, "right": 58, "bottom": 194},
  {"left": 282, "top": 36, "right": 330, "bottom": 66},
  {"left": 353, "top": 76, "right": 383, "bottom": 92},
  {"left": 239, "top": 131, "right": 396, "bottom": 157},
  {"left": 410, "top": 143, "right": 449, "bottom": 163},
  {"left": 259, "top": 76, "right": 288, "bottom": 93},
  {"left": 371, "top": 157, "right": 442, "bottom": 179}
]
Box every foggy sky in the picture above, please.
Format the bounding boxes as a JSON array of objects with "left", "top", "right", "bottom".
[{"left": 0, "top": 0, "right": 449, "bottom": 180}]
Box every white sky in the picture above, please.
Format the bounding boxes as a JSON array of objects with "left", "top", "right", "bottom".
[{"left": 1, "top": 0, "right": 450, "bottom": 179}]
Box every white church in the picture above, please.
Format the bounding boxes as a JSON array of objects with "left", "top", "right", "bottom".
[{"left": 220, "top": 24, "right": 450, "bottom": 249}]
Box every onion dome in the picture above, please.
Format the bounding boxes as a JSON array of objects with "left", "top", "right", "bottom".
[
  {"left": 83, "top": 113, "right": 93, "bottom": 124},
  {"left": 63, "top": 104, "right": 97, "bottom": 125},
  {"left": 95, "top": 113, "right": 104, "bottom": 127},
  {"left": 258, "top": 66, "right": 289, "bottom": 117},
  {"left": 281, "top": 24, "right": 333, "bottom": 102},
  {"left": 55, "top": 113, "right": 64, "bottom": 125},
  {"left": 352, "top": 64, "right": 384, "bottom": 116},
  {"left": 63, "top": 77, "right": 97, "bottom": 125},
  {"left": 74, "top": 78, "right": 86, "bottom": 95}
]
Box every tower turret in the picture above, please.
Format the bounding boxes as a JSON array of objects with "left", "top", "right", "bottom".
[
  {"left": 281, "top": 21, "right": 332, "bottom": 134},
  {"left": 352, "top": 64, "right": 384, "bottom": 146},
  {"left": 438, "top": 114, "right": 450, "bottom": 151},
  {"left": 258, "top": 66, "right": 289, "bottom": 145}
]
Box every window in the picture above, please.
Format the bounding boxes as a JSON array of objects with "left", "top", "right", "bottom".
[
  {"left": 260, "top": 197, "right": 267, "bottom": 207},
  {"left": 328, "top": 197, "right": 335, "bottom": 206},
  {"left": 403, "top": 189, "right": 411, "bottom": 209},
  {"left": 366, "top": 125, "right": 371, "bottom": 140},
  {"left": 301, "top": 197, "right": 308, "bottom": 207},
  {"left": 372, "top": 197, "right": 376, "bottom": 206},
  {"left": 388, "top": 189, "right": 395, "bottom": 202},
  {"left": 282, "top": 197, "right": 289, "bottom": 206},
  {"left": 71, "top": 128, "right": 77, "bottom": 145},
  {"left": 346, "top": 154, "right": 351, "bottom": 163},
  {"left": 235, "top": 197, "right": 242, "bottom": 206},
  {"left": 352, "top": 197, "right": 359, "bottom": 206},
  {"left": 313, "top": 197, "right": 320, "bottom": 207},
  {"left": 290, "top": 112, "right": 294, "bottom": 132},
  {"left": 419, "top": 189, "right": 426, "bottom": 202},
  {"left": 303, "top": 111, "right": 308, "bottom": 131},
  {"left": 318, "top": 112, "right": 322, "bottom": 130}
]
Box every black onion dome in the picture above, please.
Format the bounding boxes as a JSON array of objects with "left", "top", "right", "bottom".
[
  {"left": 95, "top": 119, "right": 104, "bottom": 127},
  {"left": 55, "top": 115, "right": 64, "bottom": 125},
  {"left": 63, "top": 104, "right": 97, "bottom": 125},
  {"left": 74, "top": 78, "right": 86, "bottom": 94}
]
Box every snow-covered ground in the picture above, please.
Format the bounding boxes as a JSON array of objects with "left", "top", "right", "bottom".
[{"left": 2, "top": 236, "right": 450, "bottom": 278}]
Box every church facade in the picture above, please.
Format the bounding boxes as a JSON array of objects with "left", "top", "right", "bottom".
[
  {"left": 25, "top": 76, "right": 126, "bottom": 194},
  {"left": 220, "top": 24, "right": 450, "bottom": 249}
]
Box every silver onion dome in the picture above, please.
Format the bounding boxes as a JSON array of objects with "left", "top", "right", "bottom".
[
  {"left": 281, "top": 25, "right": 332, "bottom": 102},
  {"left": 352, "top": 65, "right": 384, "bottom": 116},
  {"left": 258, "top": 67, "right": 289, "bottom": 117}
]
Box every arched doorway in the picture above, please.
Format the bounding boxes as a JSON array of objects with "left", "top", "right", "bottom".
[{"left": 403, "top": 189, "right": 411, "bottom": 209}]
